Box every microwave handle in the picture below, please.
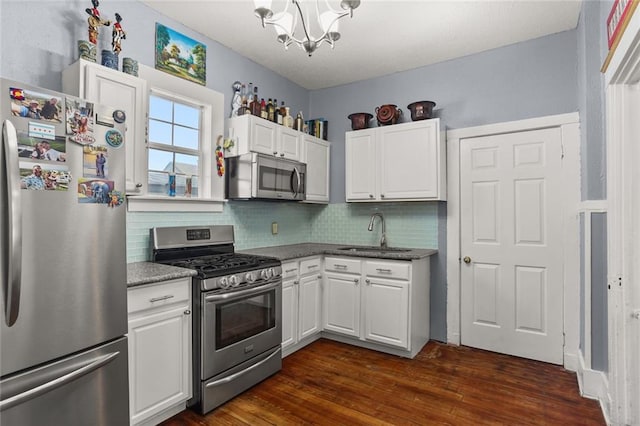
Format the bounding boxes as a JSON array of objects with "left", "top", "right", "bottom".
[{"left": 291, "top": 167, "right": 301, "bottom": 197}]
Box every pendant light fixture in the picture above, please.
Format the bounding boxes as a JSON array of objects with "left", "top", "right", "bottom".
[{"left": 254, "top": 0, "right": 361, "bottom": 57}]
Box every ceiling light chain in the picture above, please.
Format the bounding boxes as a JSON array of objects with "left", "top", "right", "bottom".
[{"left": 254, "top": 0, "right": 361, "bottom": 57}]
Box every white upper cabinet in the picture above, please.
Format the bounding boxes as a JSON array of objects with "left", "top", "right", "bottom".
[
  {"left": 345, "top": 119, "right": 446, "bottom": 201},
  {"left": 63, "top": 59, "right": 148, "bottom": 195},
  {"left": 228, "top": 115, "right": 302, "bottom": 161},
  {"left": 302, "top": 134, "right": 331, "bottom": 204}
]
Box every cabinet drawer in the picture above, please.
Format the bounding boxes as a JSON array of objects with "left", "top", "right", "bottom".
[
  {"left": 324, "top": 257, "right": 361, "bottom": 274},
  {"left": 365, "top": 260, "right": 410, "bottom": 280},
  {"left": 299, "top": 257, "right": 322, "bottom": 276},
  {"left": 128, "top": 278, "right": 190, "bottom": 314},
  {"left": 282, "top": 261, "right": 299, "bottom": 280}
]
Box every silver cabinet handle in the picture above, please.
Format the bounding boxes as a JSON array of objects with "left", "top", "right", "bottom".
[
  {"left": 317, "top": 275, "right": 322, "bottom": 279},
  {"left": 334, "top": 264, "right": 347, "bottom": 269},
  {"left": 135, "top": 183, "right": 143, "bottom": 188},
  {"left": 376, "top": 268, "right": 392, "bottom": 273},
  {"left": 369, "top": 194, "right": 374, "bottom": 198},
  {"left": 206, "top": 348, "right": 280, "bottom": 388},
  {"left": 307, "top": 264, "right": 319, "bottom": 269},
  {"left": 381, "top": 194, "right": 385, "bottom": 198},
  {"left": 354, "top": 278, "right": 359, "bottom": 285},
  {"left": 149, "top": 294, "right": 174, "bottom": 303},
  {"left": 365, "top": 279, "right": 370, "bottom": 285},
  {"left": 0, "top": 351, "right": 119, "bottom": 412},
  {"left": 273, "top": 151, "right": 278, "bottom": 155},
  {"left": 2, "top": 120, "right": 22, "bottom": 327},
  {"left": 184, "top": 310, "right": 191, "bottom": 315},
  {"left": 280, "top": 153, "right": 285, "bottom": 157},
  {"left": 294, "top": 280, "right": 299, "bottom": 285},
  {"left": 285, "top": 268, "right": 297, "bottom": 273}
]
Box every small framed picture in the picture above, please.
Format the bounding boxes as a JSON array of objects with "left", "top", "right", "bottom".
[{"left": 155, "top": 23, "right": 206, "bottom": 86}]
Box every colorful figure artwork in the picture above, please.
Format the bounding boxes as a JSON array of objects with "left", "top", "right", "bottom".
[
  {"left": 112, "top": 13, "right": 126, "bottom": 54},
  {"left": 155, "top": 23, "right": 206, "bottom": 86},
  {"left": 66, "top": 97, "right": 96, "bottom": 145},
  {"left": 85, "top": 0, "right": 111, "bottom": 45}
]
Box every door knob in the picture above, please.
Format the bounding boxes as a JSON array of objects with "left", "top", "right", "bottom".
[{"left": 463, "top": 256, "right": 471, "bottom": 264}]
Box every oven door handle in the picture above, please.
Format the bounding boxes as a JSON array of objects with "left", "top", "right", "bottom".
[
  {"left": 205, "top": 347, "right": 281, "bottom": 388},
  {"left": 204, "top": 279, "right": 281, "bottom": 302}
]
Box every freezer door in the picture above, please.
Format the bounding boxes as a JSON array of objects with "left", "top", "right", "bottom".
[
  {"left": 1, "top": 79, "right": 128, "bottom": 376},
  {"left": 0, "top": 337, "right": 129, "bottom": 426}
]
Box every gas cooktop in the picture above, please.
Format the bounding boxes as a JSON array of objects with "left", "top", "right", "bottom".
[{"left": 161, "top": 252, "right": 280, "bottom": 279}]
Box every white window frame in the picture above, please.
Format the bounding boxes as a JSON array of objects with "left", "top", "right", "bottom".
[{"left": 128, "top": 64, "right": 224, "bottom": 212}]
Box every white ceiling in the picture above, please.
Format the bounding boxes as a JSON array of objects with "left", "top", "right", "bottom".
[{"left": 142, "top": 0, "right": 582, "bottom": 90}]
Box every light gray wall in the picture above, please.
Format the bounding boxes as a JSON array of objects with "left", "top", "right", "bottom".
[
  {"left": 309, "top": 29, "right": 579, "bottom": 204},
  {"left": 0, "top": 0, "right": 309, "bottom": 120}
]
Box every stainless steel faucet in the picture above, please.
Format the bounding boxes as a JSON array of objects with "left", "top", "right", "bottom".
[{"left": 368, "top": 212, "right": 387, "bottom": 249}]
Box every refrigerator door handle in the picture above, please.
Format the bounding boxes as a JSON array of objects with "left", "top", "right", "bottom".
[
  {"left": 1, "top": 120, "right": 22, "bottom": 327},
  {"left": 0, "top": 351, "right": 120, "bottom": 412}
]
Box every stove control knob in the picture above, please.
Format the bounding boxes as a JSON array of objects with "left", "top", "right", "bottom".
[
  {"left": 219, "top": 276, "right": 229, "bottom": 289},
  {"left": 260, "top": 269, "right": 269, "bottom": 280},
  {"left": 229, "top": 275, "right": 239, "bottom": 287},
  {"left": 268, "top": 268, "right": 275, "bottom": 278},
  {"left": 245, "top": 272, "right": 256, "bottom": 283}
]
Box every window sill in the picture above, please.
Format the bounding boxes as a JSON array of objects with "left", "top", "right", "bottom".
[{"left": 127, "top": 195, "right": 225, "bottom": 212}]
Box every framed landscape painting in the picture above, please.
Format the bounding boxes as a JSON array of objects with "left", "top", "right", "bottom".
[{"left": 155, "top": 23, "right": 206, "bottom": 86}]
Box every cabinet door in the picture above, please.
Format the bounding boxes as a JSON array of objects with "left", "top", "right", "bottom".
[
  {"left": 303, "top": 135, "right": 330, "bottom": 203},
  {"left": 298, "top": 274, "right": 322, "bottom": 339},
  {"left": 345, "top": 129, "right": 377, "bottom": 201},
  {"left": 281, "top": 277, "right": 298, "bottom": 350},
  {"left": 323, "top": 273, "right": 360, "bottom": 337},
  {"left": 250, "top": 117, "right": 278, "bottom": 155},
  {"left": 128, "top": 305, "right": 191, "bottom": 425},
  {"left": 84, "top": 65, "right": 147, "bottom": 195},
  {"left": 379, "top": 120, "right": 439, "bottom": 200},
  {"left": 364, "top": 277, "right": 409, "bottom": 349},
  {"left": 278, "top": 127, "right": 301, "bottom": 160}
]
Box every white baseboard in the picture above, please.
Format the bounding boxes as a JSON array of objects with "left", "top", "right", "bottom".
[
  {"left": 577, "top": 351, "right": 611, "bottom": 424},
  {"left": 564, "top": 351, "right": 579, "bottom": 372}
]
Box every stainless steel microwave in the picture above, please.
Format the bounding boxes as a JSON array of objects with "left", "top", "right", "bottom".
[{"left": 225, "top": 152, "right": 306, "bottom": 201}]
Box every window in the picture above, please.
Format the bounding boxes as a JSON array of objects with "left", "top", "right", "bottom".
[
  {"left": 132, "top": 64, "right": 225, "bottom": 212},
  {"left": 147, "top": 94, "right": 201, "bottom": 197}
]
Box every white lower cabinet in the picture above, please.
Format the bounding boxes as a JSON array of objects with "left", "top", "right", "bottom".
[
  {"left": 127, "top": 278, "right": 192, "bottom": 426},
  {"left": 281, "top": 257, "right": 323, "bottom": 356},
  {"left": 323, "top": 256, "right": 429, "bottom": 358}
]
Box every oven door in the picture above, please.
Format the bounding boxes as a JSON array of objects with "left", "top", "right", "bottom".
[{"left": 201, "top": 278, "right": 282, "bottom": 379}]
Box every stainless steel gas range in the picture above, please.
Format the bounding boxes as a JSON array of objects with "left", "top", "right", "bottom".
[{"left": 151, "top": 225, "right": 282, "bottom": 415}]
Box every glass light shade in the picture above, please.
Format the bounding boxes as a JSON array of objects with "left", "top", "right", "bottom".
[
  {"left": 272, "top": 12, "right": 294, "bottom": 36},
  {"left": 254, "top": 0, "right": 272, "bottom": 9},
  {"left": 320, "top": 11, "right": 339, "bottom": 33}
]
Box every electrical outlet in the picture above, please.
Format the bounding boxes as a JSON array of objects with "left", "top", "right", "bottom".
[{"left": 271, "top": 222, "right": 278, "bottom": 235}]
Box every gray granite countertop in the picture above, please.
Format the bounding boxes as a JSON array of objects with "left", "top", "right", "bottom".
[
  {"left": 127, "top": 262, "right": 197, "bottom": 287},
  {"left": 239, "top": 243, "right": 437, "bottom": 261}
]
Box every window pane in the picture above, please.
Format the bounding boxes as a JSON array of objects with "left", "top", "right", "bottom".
[
  {"left": 149, "top": 96, "right": 172, "bottom": 121},
  {"left": 148, "top": 149, "right": 174, "bottom": 172},
  {"left": 174, "top": 103, "right": 199, "bottom": 129},
  {"left": 173, "top": 125, "right": 199, "bottom": 150},
  {"left": 175, "top": 153, "right": 199, "bottom": 176},
  {"left": 149, "top": 119, "right": 172, "bottom": 145},
  {"left": 148, "top": 171, "right": 170, "bottom": 195},
  {"left": 190, "top": 175, "right": 199, "bottom": 197}
]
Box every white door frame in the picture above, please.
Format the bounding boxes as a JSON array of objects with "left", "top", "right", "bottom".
[
  {"left": 603, "top": 10, "right": 640, "bottom": 424},
  {"left": 446, "top": 113, "right": 581, "bottom": 370}
]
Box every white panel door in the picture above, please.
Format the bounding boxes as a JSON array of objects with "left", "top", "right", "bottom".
[
  {"left": 345, "top": 129, "right": 376, "bottom": 201},
  {"left": 323, "top": 273, "right": 360, "bottom": 337},
  {"left": 281, "top": 278, "right": 298, "bottom": 349},
  {"left": 460, "top": 127, "right": 564, "bottom": 364},
  {"left": 298, "top": 274, "right": 322, "bottom": 339},
  {"left": 379, "top": 120, "right": 439, "bottom": 200}
]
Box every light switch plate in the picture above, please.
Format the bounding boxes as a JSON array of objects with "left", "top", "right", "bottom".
[{"left": 271, "top": 222, "right": 278, "bottom": 235}]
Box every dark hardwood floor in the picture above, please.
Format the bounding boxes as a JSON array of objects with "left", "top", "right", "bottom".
[{"left": 160, "top": 339, "right": 605, "bottom": 425}]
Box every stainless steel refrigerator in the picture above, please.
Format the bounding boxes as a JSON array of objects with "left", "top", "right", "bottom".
[{"left": 0, "top": 78, "right": 129, "bottom": 425}]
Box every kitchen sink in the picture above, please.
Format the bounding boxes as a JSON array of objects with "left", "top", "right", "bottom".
[{"left": 337, "top": 246, "right": 411, "bottom": 253}]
